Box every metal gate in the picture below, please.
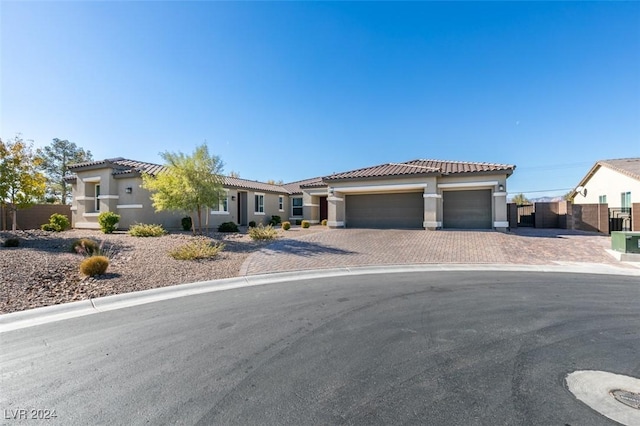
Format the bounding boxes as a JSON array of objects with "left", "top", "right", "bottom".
[
  {"left": 517, "top": 204, "right": 535, "bottom": 227},
  {"left": 609, "top": 208, "right": 632, "bottom": 233}
]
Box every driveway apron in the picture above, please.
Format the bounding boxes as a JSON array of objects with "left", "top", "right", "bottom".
[{"left": 240, "top": 228, "right": 628, "bottom": 275}]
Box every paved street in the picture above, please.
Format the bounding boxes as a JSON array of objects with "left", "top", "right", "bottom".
[
  {"left": 2, "top": 271, "right": 638, "bottom": 425},
  {"left": 241, "top": 228, "right": 629, "bottom": 275}
]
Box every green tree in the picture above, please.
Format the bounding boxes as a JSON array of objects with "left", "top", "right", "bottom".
[
  {"left": 142, "top": 144, "right": 225, "bottom": 234},
  {"left": 36, "top": 138, "right": 93, "bottom": 204},
  {"left": 0, "top": 135, "right": 47, "bottom": 231},
  {"left": 511, "top": 193, "right": 530, "bottom": 205}
]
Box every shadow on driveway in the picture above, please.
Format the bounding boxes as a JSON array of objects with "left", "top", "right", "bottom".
[
  {"left": 260, "top": 238, "right": 357, "bottom": 257},
  {"left": 508, "top": 228, "right": 610, "bottom": 239}
]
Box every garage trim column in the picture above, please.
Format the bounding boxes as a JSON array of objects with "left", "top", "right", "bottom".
[
  {"left": 493, "top": 188, "right": 509, "bottom": 232},
  {"left": 423, "top": 190, "right": 442, "bottom": 230},
  {"left": 327, "top": 190, "right": 345, "bottom": 228}
]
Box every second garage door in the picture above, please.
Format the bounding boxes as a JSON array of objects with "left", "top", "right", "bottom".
[
  {"left": 346, "top": 193, "right": 423, "bottom": 229},
  {"left": 442, "top": 189, "right": 492, "bottom": 229}
]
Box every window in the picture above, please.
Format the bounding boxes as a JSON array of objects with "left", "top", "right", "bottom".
[
  {"left": 621, "top": 192, "right": 631, "bottom": 209},
  {"left": 598, "top": 195, "right": 607, "bottom": 204},
  {"left": 292, "top": 197, "right": 303, "bottom": 216},
  {"left": 278, "top": 196, "right": 284, "bottom": 211},
  {"left": 211, "top": 191, "right": 229, "bottom": 214},
  {"left": 255, "top": 194, "right": 264, "bottom": 213},
  {"left": 95, "top": 184, "right": 101, "bottom": 211}
]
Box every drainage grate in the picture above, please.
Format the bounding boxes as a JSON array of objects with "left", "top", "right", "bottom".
[{"left": 611, "top": 389, "right": 640, "bottom": 410}]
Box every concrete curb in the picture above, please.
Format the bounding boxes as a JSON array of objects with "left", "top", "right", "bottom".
[{"left": 2, "top": 263, "right": 639, "bottom": 333}]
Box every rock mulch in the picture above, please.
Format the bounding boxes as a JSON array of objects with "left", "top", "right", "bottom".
[{"left": 0, "top": 227, "right": 326, "bottom": 314}]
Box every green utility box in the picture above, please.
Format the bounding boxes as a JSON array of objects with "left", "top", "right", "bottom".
[{"left": 611, "top": 231, "right": 640, "bottom": 254}]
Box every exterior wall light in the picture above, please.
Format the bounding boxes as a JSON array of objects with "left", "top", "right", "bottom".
[
  {"left": 231, "top": 195, "right": 236, "bottom": 201},
  {"left": 125, "top": 187, "right": 133, "bottom": 194},
  {"left": 498, "top": 184, "right": 504, "bottom": 192}
]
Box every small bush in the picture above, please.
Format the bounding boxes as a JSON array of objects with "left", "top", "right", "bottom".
[
  {"left": 169, "top": 239, "right": 225, "bottom": 260},
  {"left": 181, "top": 216, "right": 192, "bottom": 231},
  {"left": 80, "top": 255, "right": 109, "bottom": 277},
  {"left": 248, "top": 220, "right": 257, "bottom": 228},
  {"left": 129, "top": 223, "right": 166, "bottom": 237},
  {"left": 3, "top": 238, "right": 20, "bottom": 247},
  {"left": 41, "top": 213, "right": 70, "bottom": 232},
  {"left": 71, "top": 238, "right": 100, "bottom": 256},
  {"left": 321, "top": 219, "right": 328, "bottom": 226},
  {"left": 295, "top": 219, "right": 302, "bottom": 225},
  {"left": 218, "top": 221, "right": 239, "bottom": 232},
  {"left": 98, "top": 211, "right": 120, "bottom": 234},
  {"left": 248, "top": 224, "right": 278, "bottom": 241},
  {"left": 281, "top": 221, "right": 291, "bottom": 231},
  {"left": 269, "top": 215, "right": 282, "bottom": 226},
  {"left": 301, "top": 220, "right": 310, "bottom": 229}
]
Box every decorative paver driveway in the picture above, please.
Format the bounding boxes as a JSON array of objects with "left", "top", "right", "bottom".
[{"left": 240, "top": 228, "right": 631, "bottom": 275}]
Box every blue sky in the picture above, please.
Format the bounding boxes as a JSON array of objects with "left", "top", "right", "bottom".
[{"left": 2, "top": 2, "right": 639, "bottom": 198}]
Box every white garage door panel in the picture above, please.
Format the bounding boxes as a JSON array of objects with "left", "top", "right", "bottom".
[
  {"left": 443, "top": 190, "right": 492, "bottom": 229},
  {"left": 346, "top": 193, "right": 423, "bottom": 229}
]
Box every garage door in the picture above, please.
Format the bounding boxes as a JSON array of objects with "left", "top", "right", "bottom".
[
  {"left": 346, "top": 193, "right": 423, "bottom": 228},
  {"left": 443, "top": 190, "right": 492, "bottom": 229}
]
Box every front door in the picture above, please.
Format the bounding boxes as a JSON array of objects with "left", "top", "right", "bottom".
[
  {"left": 319, "top": 196, "right": 328, "bottom": 221},
  {"left": 237, "top": 192, "right": 248, "bottom": 226}
]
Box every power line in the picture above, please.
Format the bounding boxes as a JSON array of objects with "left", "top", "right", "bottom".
[
  {"left": 515, "top": 161, "right": 592, "bottom": 171},
  {"left": 507, "top": 188, "right": 573, "bottom": 194}
]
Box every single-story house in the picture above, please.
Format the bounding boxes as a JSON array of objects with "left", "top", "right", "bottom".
[
  {"left": 570, "top": 158, "right": 639, "bottom": 208},
  {"left": 66, "top": 157, "right": 516, "bottom": 231}
]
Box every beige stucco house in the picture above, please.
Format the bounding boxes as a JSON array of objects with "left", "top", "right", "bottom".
[
  {"left": 66, "top": 158, "right": 290, "bottom": 230},
  {"left": 67, "top": 157, "right": 515, "bottom": 231},
  {"left": 570, "top": 158, "right": 640, "bottom": 208}
]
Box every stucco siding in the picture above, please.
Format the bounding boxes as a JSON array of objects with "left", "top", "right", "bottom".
[{"left": 573, "top": 166, "right": 640, "bottom": 207}]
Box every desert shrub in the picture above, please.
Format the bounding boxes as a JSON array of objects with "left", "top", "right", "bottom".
[
  {"left": 301, "top": 220, "right": 310, "bottom": 229},
  {"left": 217, "top": 221, "right": 239, "bottom": 232},
  {"left": 281, "top": 221, "right": 291, "bottom": 231},
  {"left": 321, "top": 219, "right": 328, "bottom": 226},
  {"left": 129, "top": 223, "right": 166, "bottom": 237},
  {"left": 248, "top": 224, "right": 278, "bottom": 241},
  {"left": 98, "top": 211, "right": 120, "bottom": 234},
  {"left": 269, "top": 215, "right": 282, "bottom": 226},
  {"left": 41, "top": 213, "right": 70, "bottom": 232},
  {"left": 248, "top": 220, "right": 257, "bottom": 228},
  {"left": 169, "top": 239, "right": 225, "bottom": 260},
  {"left": 3, "top": 238, "right": 20, "bottom": 247},
  {"left": 181, "top": 216, "right": 192, "bottom": 231},
  {"left": 71, "top": 238, "right": 100, "bottom": 256},
  {"left": 295, "top": 219, "right": 302, "bottom": 225},
  {"left": 80, "top": 255, "right": 109, "bottom": 277}
]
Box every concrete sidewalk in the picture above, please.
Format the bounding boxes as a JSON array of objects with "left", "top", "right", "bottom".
[{"left": 240, "top": 228, "right": 636, "bottom": 275}]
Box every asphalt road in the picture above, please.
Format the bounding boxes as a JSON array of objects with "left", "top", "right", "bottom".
[{"left": 1, "top": 271, "right": 639, "bottom": 425}]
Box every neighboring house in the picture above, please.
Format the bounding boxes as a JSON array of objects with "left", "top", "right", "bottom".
[
  {"left": 569, "top": 157, "right": 640, "bottom": 232},
  {"left": 570, "top": 158, "right": 640, "bottom": 208},
  {"left": 67, "top": 157, "right": 516, "bottom": 231}
]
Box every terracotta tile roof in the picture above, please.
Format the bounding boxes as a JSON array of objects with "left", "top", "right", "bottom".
[
  {"left": 68, "top": 157, "right": 167, "bottom": 177},
  {"left": 222, "top": 176, "right": 288, "bottom": 193},
  {"left": 282, "top": 177, "right": 326, "bottom": 194},
  {"left": 599, "top": 158, "right": 640, "bottom": 181},
  {"left": 67, "top": 158, "right": 290, "bottom": 192},
  {"left": 324, "top": 159, "right": 515, "bottom": 180}
]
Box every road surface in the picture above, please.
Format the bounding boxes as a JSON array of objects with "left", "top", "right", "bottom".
[{"left": 2, "top": 271, "right": 639, "bottom": 425}]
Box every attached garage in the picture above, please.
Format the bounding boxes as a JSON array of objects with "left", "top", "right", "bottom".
[
  {"left": 346, "top": 192, "right": 423, "bottom": 228},
  {"left": 442, "top": 189, "right": 492, "bottom": 229}
]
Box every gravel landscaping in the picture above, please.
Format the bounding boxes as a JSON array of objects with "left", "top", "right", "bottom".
[{"left": 0, "top": 227, "right": 326, "bottom": 314}]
